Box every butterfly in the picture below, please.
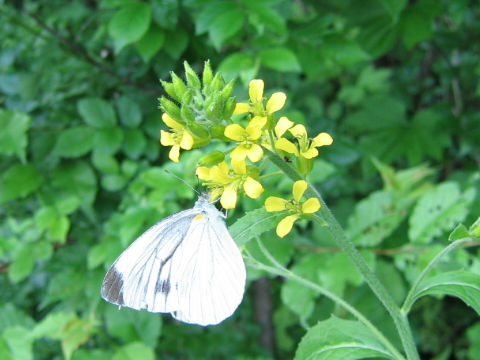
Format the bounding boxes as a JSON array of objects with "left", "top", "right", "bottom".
[{"left": 101, "top": 194, "right": 246, "bottom": 326}]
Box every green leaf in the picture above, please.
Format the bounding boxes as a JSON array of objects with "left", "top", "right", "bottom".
[
  {"left": 409, "top": 182, "right": 475, "bottom": 244},
  {"left": 0, "top": 109, "right": 31, "bottom": 162},
  {"left": 77, "top": 98, "right": 117, "bottom": 128},
  {"left": 321, "top": 35, "right": 370, "bottom": 66},
  {"left": 102, "top": 174, "right": 128, "bottom": 192},
  {"left": 112, "top": 342, "right": 155, "bottom": 360},
  {"left": 401, "top": 0, "right": 442, "bottom": 48},
  {"left": 52, "top": 161, "right": 97, "bottom": 205},
  {"left": 405, "top": 271, "right": 480, "bottom": 316},
  {"left": 470, "top": 216, "right": 480, "bottom": 238},
  {"left": 0, "top": 304, "right": 34, "bottom": 332},
  {"left": 61, "top": 317, "right": 97, "bottom": 360},
  {"left": 2, "top": 326, "right": 33, "bottom": 360},
  {"left": 242, "top": 0, "right": 286, "bottom": 35},
  {"left": 92, "top": 152, "right": 119, "bottom": 174},
  {"left": 448, "top": 224, "right": 470, "bottom": 241},
  {"left": 347, "top": 191, "right": 407, "bottom": 246},
  {"left": 163, "top": 28, "right": 189, "bottom": 59},
  {"left": 31, "top": 312, "right": 76, "bottom": 339},
  {"left": 55, "top": 126, "right": 95, "bottom": 158},
  {"left": 48, "top": 216, "right": 70, "bottom": 243},
  {"left": 218, "top": 53, "right": 255, "bottom": 81},
  {"left": 230, "top": 207, "right": 284, "bottom": 246},
  {"left": 108, "top": 2, "right": 152, "bottom": 53},
  {"left": 0, "top": 164, "right": 44, "bottom": 203},
  {"left": 136, "top": 24, "right": 165, "bottom": 62},
  {"left": 105, "top": 307, "right": 161, "bottom": 348},
  {"left": 258, "top": 47, "right": 301, "bottom": 72},
  {"left": 296, "top": 316, "right": 395, "bottom": 359},
  {"left": 94, "top": 127, "right": 124, "bottom": 154},
  {"left": 122, "top": 129, "right": 146, "bottom": 159},
  {"left": 116, "top": 96, "right": 142, "bottom": 128},
  {"left": 209, "top": 9, "right": 245, "bottom": 49},
  {"left": 9, "top": 242, "right": 52, "bottom": 283},
  {"left": 378, "top": 0, "right": 407, "bottom": 21}
]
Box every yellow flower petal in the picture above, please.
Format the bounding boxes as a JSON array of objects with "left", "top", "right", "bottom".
[
  {"left": 221, "top": 185, "right": 237, "bottom": 209},
  {"left": 210, "top": 162, "right": 231, "bottom": 184},
  {"left": 196, "top": 166, "right": 210, "bottom": 180},
  {"left": 265, "top": 196, "right": 287, "bottom": 212},
  {"left": 246, "top": 144, "right": 263, "bottom": 162},
  {"left": 232, "top": 158, "right": 246, "bottom": 174},
  {"left": 249, "top": 79, "right": 264, "bottom": 102},
  {"left": 289, "top": 124, "right": 307, "bottom": 138},
  {"left": 180, "top": 131, "right": 194, "bottom": 150},
  {"left": 292, "top": 180, "right": 307, "bottom": 202},
  {"left": 276, "top": 215, "right": 298, "bottom": 238},
  {"left": 233, "top": 102, "right": 250, "bottom": 115},
  {"left": 162, "top": 113, "right": 182, "bottom": 130},
  {"left": 224, "top": 124, "right": 246, "bottom": 141},
  {"left": 248, "top": 116, "right": 267, "bottom": 129},
  {"left": 311, "top": 132, "right": 334, "bottom": 147},
  {"left": 243, "top": 177, "right": 264, "bottom": 199},
  {"left": 275, "top": 138, "right": 298, "bottom": 155},
  {"left": 245, "top": 124, "right": 262, "bottom": 140},
  {"left": 266, "top": 92, "right": 286, "bottom": 114},
  {"left": 275, "top": 116, "right": 294, "bottom": 138},
  {"left": 231, "top": 145, "right": 248, "bottom": 162},
  {"left": 301, "top": 148, "right": 318, "bottom": 159},
  {"left": 302, "top": 198, "right": 321, "bottom": 213},
  {"left": 169, "top": 145, "right": 180, "bottom": 163},
  {"left": 160, "top": 130, "right": 175, "bottom": 146}
]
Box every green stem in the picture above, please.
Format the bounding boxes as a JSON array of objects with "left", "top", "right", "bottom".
[
  {"left": 402, "top": 237, "right": 476, "bottom": 314},
  {"left": 250, "top": 238, "right": 406, "bottom": 360},
  {"left": 264, "top": 149, "right": 420, "bottom": 360}
]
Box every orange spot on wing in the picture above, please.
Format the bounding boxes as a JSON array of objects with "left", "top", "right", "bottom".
[{"left": 193, "top": 214, "right": 205, "bottom": 221}]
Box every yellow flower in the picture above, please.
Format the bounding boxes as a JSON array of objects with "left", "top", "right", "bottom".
[
  {"left": 233, "top": 79, "right": 286, "bottom": 117},
  {"left": 275, "top": 124, "right": 333, "bottom": 159},
  {"left": 196, "top": 161, "right": 263, "bottom": 209},
  {"left": 224, "top": 116, "right": 267, "bottom": 166},
  {"left": 265, "top": 180, "right": 320, "bottom": 237},
  {"left": 160, "top": 113, "right": 194, "bottom": 163}
]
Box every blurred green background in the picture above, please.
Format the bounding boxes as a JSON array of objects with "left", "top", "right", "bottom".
[{"left": 1, "top": 0, "right": 480, "bottom": 359}]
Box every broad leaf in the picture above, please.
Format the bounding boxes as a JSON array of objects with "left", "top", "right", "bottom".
[
  {"left": 409, "top": 182, "right": 475, "bottom": 244},
  {"left": 55, "top": 126, "right": 95, "bottom": 158},
  {"left": 296, "top": 316, "right": 395, "bottom": 359},
  {"left": 112, "top": 342, "right": 155, "bottom": 360},
  {"left": 0, "top": 109, "right": 30, "bottom": 162},
  {"left": 108, "top": 3, "right": 151, "bottom": 53},
  {"left": 136, "top": 25, "right": 165, "bottom": 62},
  {"left": 405, "top": 270, "right": 480, "bottom": 315},
  {"left": 230, "top": 207, "right": 284, "bottom": 246},
  {"left": 259, "top": 47, "right": 301, "bottom": 72},
  {"left": 209, "top": 9, "right": 245, "bottom": 49},
  {"left": 0, "top": 164, "right": 44, "bottom": 203},
  {"left": 77, "top": 98, "right": 116, "bottom": 128}
]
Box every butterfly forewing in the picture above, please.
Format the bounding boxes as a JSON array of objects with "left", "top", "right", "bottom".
[{"left": 101, "top": 198, "right": 246, "bottom": 326}]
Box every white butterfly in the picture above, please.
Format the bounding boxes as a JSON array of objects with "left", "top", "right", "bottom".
[{"left": 101, "top": 194, "right": 246, "bottom": 326}]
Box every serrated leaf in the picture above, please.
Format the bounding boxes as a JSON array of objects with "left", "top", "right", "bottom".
[
  {"left": 163, "top": 28, "right": 189, "bottom": 59},
  {"left": 55, "top": 127, "right": 95, "bottom": 158},
  {"left": 405, "top": 271, "right": 480, "bottom": 316},
  {"left": 112, "top": 342, "right": 155, "bottom": 360},
  {"left": 258, "top": 47, "right": 301, "bottom": 72},
  {"left": 108, "top": 2, "right": 151, "bottom": 53},
  {"left": 409, "top": 182, "right": 475, "bottom": 244},
  {"left": 230, "top": 207, "right": 284, "bottom": 246},
  {"left": 0, "top": 164, "right": 44, "bottom": 203},
  {"left": 0, "top": 109, "right": 31, "bottom": 162},
  {"left": 296, "top": 316, "right": 395, "bottom": 360},
  {"left": 77, "top": 98, "right": 116, "bottom": 128},
  {"left": 347, "top": 191, "right": 406, "bottom": 246}
]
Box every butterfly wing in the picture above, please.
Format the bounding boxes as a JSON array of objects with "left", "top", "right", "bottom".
[
  {"left": 101, "top": 208, "right": 200, "bottom": 313},
  {"left": 101, "top": 201, "right": 246, "bottom": 326},
  {"left": 168, "top": 204, "right": 246, "bottom": 325}
]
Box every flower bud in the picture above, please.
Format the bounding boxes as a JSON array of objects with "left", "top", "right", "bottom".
[
  {"left": 160, "top": 97, "right": 182, "bottom": 122},
  {"left": 180, "top": 105, "right": 195, "bottom": 123},
  {"left": 221, "top": 79, "right": 235, "bottom": 99},
  {"left": 210, "top": 73, "right": 225, "bottom": 92},
  {"left": 210, "top": 124, "right": 228, "bottom": 140},
  {"left": 223, "top": 98, "right": 236, "bottom": 120},
  {"left": 184, "top": 61, "right": 201, "bottom": 90},
  {"left": 171, "top": 72, "right": 188, "bottom": 99},
  {"left": 202, "top": 61, "right": 213, "bottom": 88},
  {"left": 160, "top": 80, "right": 179, "bottom": 102}
]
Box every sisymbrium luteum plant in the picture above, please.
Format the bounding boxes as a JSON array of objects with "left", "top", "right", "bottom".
[{"left": 159, "top": 61, "right": 332, "bottom": 237}]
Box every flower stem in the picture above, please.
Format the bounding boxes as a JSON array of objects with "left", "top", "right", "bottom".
[
  {"left": 249, "top": 238, "right": 406, "bottom": 360},
  {"left": 264, "top": 149, "right": 420, "bottom": 360}
]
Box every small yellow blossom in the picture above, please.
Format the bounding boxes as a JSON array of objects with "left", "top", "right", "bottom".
[
  {"left": 224, "top": 116, "right": 267, "bottom": 166},
  {"left": 160, "top": 113, "right": 194, "bottom": 163},
  {"left": 265, "top": 180, "right": 320, "bottom": 237},
  {"left": 196, "top": 161, "right": 263, "bottom": 209},
  {"left": 275, "top": 124, "right": 333, "bottom": 159},
  {"left": 233, "top": 79, "right": 286, "bottom": 117}
]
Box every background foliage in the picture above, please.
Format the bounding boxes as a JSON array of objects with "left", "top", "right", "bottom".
[{"left": 1, "top": 0, "right": 479, "bottom": 359}]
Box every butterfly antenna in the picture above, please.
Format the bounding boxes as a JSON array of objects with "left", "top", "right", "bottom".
[{"left": 163, "top": 169, "right": 201, "bottom": 196}]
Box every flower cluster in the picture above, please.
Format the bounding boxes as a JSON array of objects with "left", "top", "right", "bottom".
[{"left": 159, "top": 62, "right": 333, "bottom": 236}]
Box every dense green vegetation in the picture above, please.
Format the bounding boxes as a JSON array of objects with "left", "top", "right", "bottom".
[{"left": 1, "top": 0, "right": 479, "bottom": 359}]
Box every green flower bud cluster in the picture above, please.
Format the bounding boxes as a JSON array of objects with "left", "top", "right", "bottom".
[{"left": 159, "top": 61, "right": 236, "bottom": 149}]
